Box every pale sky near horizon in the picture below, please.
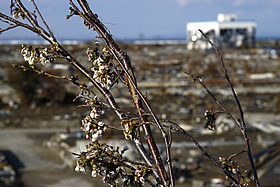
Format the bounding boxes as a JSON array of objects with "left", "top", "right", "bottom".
[{"left": 0, "top": 0, "right": 280, "bottom": 41}]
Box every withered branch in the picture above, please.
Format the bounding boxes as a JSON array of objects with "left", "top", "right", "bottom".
[
  {"left": 69, "top": 0, "right": 172, "bottom": 185},
  {"left": 198, "top": 29, "right": 260, "bottom": 187}
]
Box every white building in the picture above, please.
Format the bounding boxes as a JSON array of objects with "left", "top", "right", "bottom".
[{"left": 186, "top": 13, "right": 256, "bottom": 50}]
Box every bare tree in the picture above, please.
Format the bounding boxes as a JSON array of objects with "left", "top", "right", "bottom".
[{"left": 0, "top": 1, "right": 259, "bottom": 186}]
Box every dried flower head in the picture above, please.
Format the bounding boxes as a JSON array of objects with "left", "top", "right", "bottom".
[
  {"left": 81, "top": 96, "right": 107, "bottom": 142},
  {"left": 86, "top": 41, "right": 117, "bottom": 90},
  {"left": 21, "top": 44, "right": 56, "bottom": 65},
  {"left": 219, "top": 157, "right": 250, "bottom": 186},
  {"left": 203, "top": 110, "right": 216, "bottom": 130},
  {"left": 121, "top": 117, "right": 140, "bottom": 140},
  {"left": 74, "top": 142, "right": 130, "bottom": 186}
]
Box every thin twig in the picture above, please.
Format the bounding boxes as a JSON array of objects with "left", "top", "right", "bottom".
[
  {"left": 198, "top": 29, "right": 245, "bottom": 128},
  {"left": 228, "top": 149, "right": 246, "bottom": 161},
  {"left": 29, "top": 0, "right": 54, "bottom": 38},
  {"left": 185, "top": 72, "right": 242, "bottom": 131},
  {"left": 159, "top": 120, "right": 241, "bottom": 186},
  {"left": 0, "top": 23, "right": 17, "bottom": 32},
  {"left": 167, "top": 126, "right": 174, "bottom": 186},
  {"left": 14, "top": 0, "right": 54, "bottom": 43},
  {"left": 13, "top": 64, "right": 69, "bottom": 80},
  {"left": 198, "top": 29, "right": 260, "bottom": 187},
  {"left": 0, "top": 12, "right": 38, "bottom": 33}
]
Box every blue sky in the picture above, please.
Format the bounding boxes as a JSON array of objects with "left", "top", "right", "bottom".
[{"left": 0, "top": 0, "right": 280, "bottom": 41}]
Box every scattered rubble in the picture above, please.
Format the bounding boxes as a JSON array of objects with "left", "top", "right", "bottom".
[
  {"left": 0, "top": 151, "right": 17, "bottom": 186},
  {"left": 0, "top": 41, "right": 280, "bottom": 186}
]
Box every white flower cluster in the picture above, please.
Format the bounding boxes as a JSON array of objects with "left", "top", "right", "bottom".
[
  {"left": 86, "top": 42, "right": 115, "bottom": 90},
  {"left": 122, "top": 121, "right": 133, "bottom": 140},
  {"left": 102, "top": 170, "right": 120, "bottom": 185},
  {"left": 75, "top": 159, "right": 121, "bottom": 186},
  {"left": 121, "top": 118, "right": 140, "bottom": 140},
  {"left": 39, "top": 48, "right": 54, "bottom": 65},
  {"left": 21, "top": 44, "right": 54, "bottom": 65},
  {"left": 81, "top": 96, "right": 106, "bottom": 142},
  {"left": 134, "top": 167, "right": 151, "bottom": 184},
  {"left": 21, "top": 48, "right": 36, "bottom": 65},
  {"left": 91, "top": 165, "right": 98, "bottom": 177},
  {"left": 73, "top": 141, "right": 132, "bottom": 186},
  {"left": 90, "top": 55, "right": 113, "bottom": 89},
  {"left": 75, "top": 164, "right": 90, "bottom": 173}
]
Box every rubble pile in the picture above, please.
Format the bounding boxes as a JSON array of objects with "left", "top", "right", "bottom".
[
  {"left": 0, "top": 41, "right": 280, "bottom": 186},
  {"left": 0, "top": 152, "right": 16, "bottom": 186}
]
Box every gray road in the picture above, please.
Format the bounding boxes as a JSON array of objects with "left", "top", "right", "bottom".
[{"left": 0, "top": 128, "right": 100, "bottom": 187}]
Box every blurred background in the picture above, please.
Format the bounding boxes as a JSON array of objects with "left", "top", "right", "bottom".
[{"left": 0, "top": 1, "right": 280, "bottom": 186}]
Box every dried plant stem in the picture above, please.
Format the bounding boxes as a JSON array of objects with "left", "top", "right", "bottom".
[
  {"left": 15, "top": 0, "right": 54, "bottom": 43},
  {"left": 185, "top": 72, "right": 242, "bottom": 130},
  {"left": 29, "top": 0, "right": 54, "bottom": 38},
  {"left": 228, "top": 150, "right": 246, "bottom": 161},
  {"left": 13, "top": 65, "right": 66, "bottom": 79},
  {"left": 158, "top": 120, "right": 241, "bottom": 186},
  {"left": 199, "top": 29, "right": 260, "bottom": 187},
  {"left": 11, "top": 1, "right": 156, "bottom": 184},
  {"left": 0, "top": 12, "right": 37, "bottom": 33},
  {"left": 71, "top": 0, "right": 173, "bottom": 185}
]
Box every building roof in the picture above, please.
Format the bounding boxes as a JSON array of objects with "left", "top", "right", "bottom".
[
  {"left": 187, "top": 13, "right": 256, "bottom": 31},
  {"left": 187, "top": 20, "right": 256, "bottom": 30}
]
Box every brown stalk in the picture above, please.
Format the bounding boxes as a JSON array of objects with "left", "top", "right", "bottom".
[{"left": 71, "top": 0, "right": 173, "bottom": 185}]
